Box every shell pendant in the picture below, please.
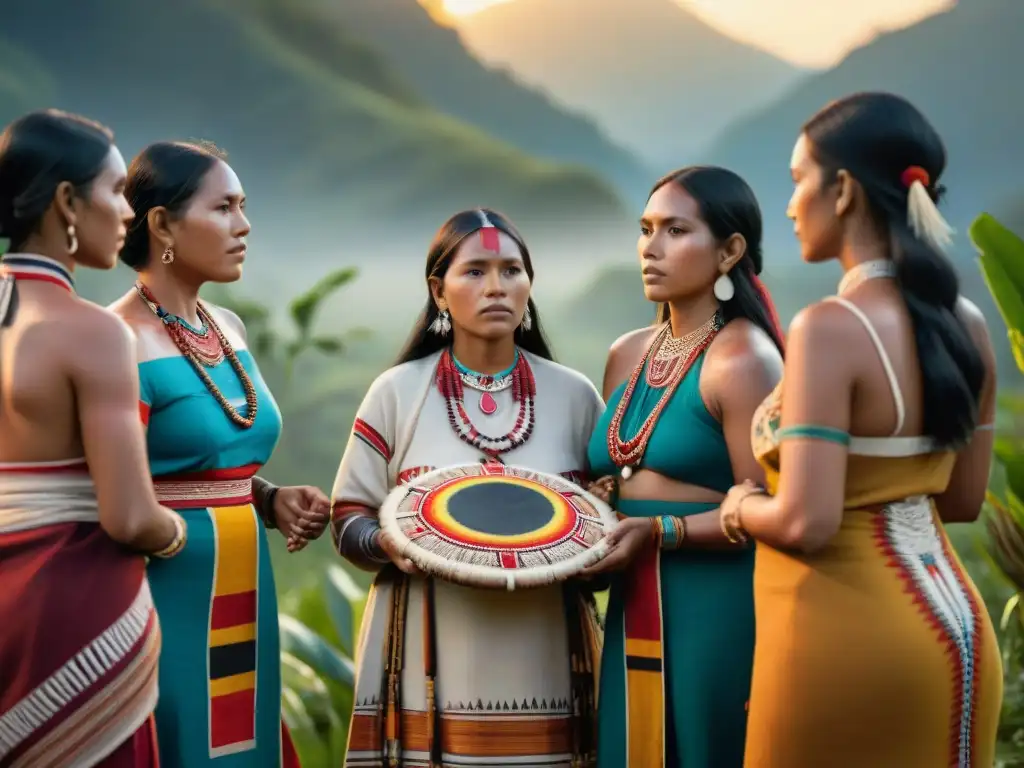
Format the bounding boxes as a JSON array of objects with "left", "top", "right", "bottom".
[{"left": 621, "top": 465, "right": 633, "bottom": 480}]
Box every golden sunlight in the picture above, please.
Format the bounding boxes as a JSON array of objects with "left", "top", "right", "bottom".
[{"left": 442, "top": 0, "right": 509, "bottom": 16}]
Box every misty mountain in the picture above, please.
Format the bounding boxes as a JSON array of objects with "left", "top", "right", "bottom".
[
  {"left": 0, "top": 0, "right": 629, "bottom": 261},
  {"left": 455, "top": 0, "right": 807, "bottom": 170},
  {"left": 705, "top": 0, "right": 1024, "bottom": 267},
  {"left": 315, "top": 0, "right": 652, "bottom": 200}
]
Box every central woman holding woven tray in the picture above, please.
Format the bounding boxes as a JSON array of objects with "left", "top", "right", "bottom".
[{"left": 330, "top": 209, "right": 606, "bottom": 768}]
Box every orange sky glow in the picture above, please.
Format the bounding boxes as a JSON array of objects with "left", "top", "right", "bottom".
[{"left": 438, "top": 0, "right": 954, "bottom": 67}]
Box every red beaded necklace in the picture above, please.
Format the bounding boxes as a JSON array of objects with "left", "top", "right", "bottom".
[
  {"left": 135, "top": 281, "right": 259, "bottom": 429},
  {"left": 436, "top": 347, "right": 535, "bottom": 458},
  {"left": 606, "top": 315, "right": 721, "bottom": 479}
]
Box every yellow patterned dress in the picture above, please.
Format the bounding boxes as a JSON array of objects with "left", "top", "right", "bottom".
[{"left": 744, "top": 298, "right": 1002, "bottom": 768}]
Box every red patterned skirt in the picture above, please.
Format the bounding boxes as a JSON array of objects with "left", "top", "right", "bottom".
[{"left": 0, "top": 521, "right": 161, "bottom": 767}]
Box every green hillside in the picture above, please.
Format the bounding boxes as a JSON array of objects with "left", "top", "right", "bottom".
[
  {"left": 328, "top": 0, "right": 652, "bottom": 198},
  {"left": 0, "top": 0, "right": 627, "bottom": 245}
]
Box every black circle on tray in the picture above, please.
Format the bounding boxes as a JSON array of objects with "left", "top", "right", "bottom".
[{"left": 446, "top": 482, "right": 555, "bottom": 536}]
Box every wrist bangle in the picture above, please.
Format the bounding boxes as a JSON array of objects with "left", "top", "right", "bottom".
[
  {"left": 649, "top": 516, "right": 661, "bottom": 547},
  {"left": 721, "top": 488, "right": 761, "bottom": 545},
  {"left": 654, "top": 515, "right": 686, "bottom": 550},
  {"left": 153, "top": 513, "right": 187, "bottom": 559}
]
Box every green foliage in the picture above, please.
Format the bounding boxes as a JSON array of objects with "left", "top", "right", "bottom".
[
  {"left": 279, "top": 565, "right": 369, "bottom": 768},
  {"left": 209, "top": 267, "right": 367, "bottom": 386},
  {"left": 972, "top": 212, "right": 1024, "bottom": 761}
]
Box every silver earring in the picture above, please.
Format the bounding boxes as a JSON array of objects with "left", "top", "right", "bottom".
[
  {"left": 66, "top": 225, "right": 78, "bottom": 256},
  {"left": 713, "top": 272, "right": 734, "bottom": 302},
  {"left": 520, "top": 305, "right": 532, "bottom": 331},
  {"left": 161, "top": 245, "right": 174, "bottom": 264},
  {"left": 429, "top": 308, "right": 451, "bottom": 336}
]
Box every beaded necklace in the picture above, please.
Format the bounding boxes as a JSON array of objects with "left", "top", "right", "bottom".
[
  {"left": 452, "top": 351, "right": 517, "bottom": 415},
  {"left": 436, "top": 347, "right": 535, "bottom": 457},
  {"left": 607, "top": 312, "right": 722, "bottom": 479},
  {"left": 838, "top": 259, "right": 897, "bottom": 295},
  {"left": 135, "top": 281, "right": 259, "bottom": 429}
]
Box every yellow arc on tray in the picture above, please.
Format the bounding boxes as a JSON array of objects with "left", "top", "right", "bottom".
[{"left": 419, "top": 475, "right": 576, "bottom": 548}]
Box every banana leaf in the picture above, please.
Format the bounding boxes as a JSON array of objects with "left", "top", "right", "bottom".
[
  {"left": 279, "top": 614, "right": 355, "bottom": 687},
  {"left": 971, "top": 213, "right": 1024, "bottom": 371},
  {"left": 324, "top": 565, "right": 367, "bottom": 657}
]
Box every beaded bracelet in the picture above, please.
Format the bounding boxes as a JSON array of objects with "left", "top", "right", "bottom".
[
  {"left": 152, "top": 513, "right": 187, "bottom": 559},
  {"left": 649, "top": 515, "right": 686, "bottom": 550}
]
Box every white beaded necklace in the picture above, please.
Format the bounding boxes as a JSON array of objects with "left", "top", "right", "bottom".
[{"left": 838, "top": 259, "right": 897, "bottom": 295}]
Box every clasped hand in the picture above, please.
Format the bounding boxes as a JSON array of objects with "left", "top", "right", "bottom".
[{"left": 276, "top": 485, "right": 331, "bottom": 552}]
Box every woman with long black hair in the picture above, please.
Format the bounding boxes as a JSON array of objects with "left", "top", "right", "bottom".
[
  {"left": 330, "top": 208, "right": 605, "bottom": 767},
  {"left": 721, "top": 91, "right": 1001, "bottom": 766},
  {"left": 0, "top": 110, "right": 184, "bottom": 767},
  {"left": 583, "top": 166, "right": 786, "bottom": 767}
]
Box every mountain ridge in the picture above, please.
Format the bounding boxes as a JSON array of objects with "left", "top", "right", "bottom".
[
  {"left": 455, "top": 0, "right": 807, "bottom": 170},
  {"left": 328, "top": 0, "right": 652, "bottom": 199},
  {"left": 706, "top": 0, "right": 1022, "bottom": 266},
  {"left": 0, "top": 0, "right": 630, "bottom": 259}
]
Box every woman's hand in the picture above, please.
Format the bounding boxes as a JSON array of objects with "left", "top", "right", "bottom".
[
  {"left": 377, "top": 529, "right": 425, "bottom": 576},
  {"left": 274, "top": 485, "right": 331, "bottom": 552},
  {"left": 588, "top": 475, "right": 617, "bottom": 504},
  {"left": 580, "top": 516, "right": 652, "bottom": 576}
]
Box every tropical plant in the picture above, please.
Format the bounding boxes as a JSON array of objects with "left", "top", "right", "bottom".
[
  {"left": 279, "top": 564, "right": 369, "bottom": 768},
  {"left": 206, "top": 267, "right": 370, "bottom": 387},
  {"left": 971, "top": 212, "right": 1024, "bottom": 764}
]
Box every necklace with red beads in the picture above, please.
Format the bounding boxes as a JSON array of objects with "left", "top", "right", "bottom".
[
  {"left": 607, "top": 312, "right": 722, "bottom": 479},
  {"left": 452, "top": 350, "right": 517, "bottom": 415},
  {"left": 135, "top": 281, "right": 259, "bottom": 429},
  {"left": 436, "top": 347, "right": 535, "bottom": 457}
]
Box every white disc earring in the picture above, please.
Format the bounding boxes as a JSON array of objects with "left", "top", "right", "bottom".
[{"left": 713, "top": 272, "right": 734, "bottom": 302}]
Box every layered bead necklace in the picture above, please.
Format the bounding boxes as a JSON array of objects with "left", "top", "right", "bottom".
[
  {"left": 607, "top": 312, "right": 722, "bottom": 479},
  {"left": 135, "top": 281, "right": 259, "bottom": 429},
  {"left": 436, "top": 347, "right": 535, "bottom": 458}
]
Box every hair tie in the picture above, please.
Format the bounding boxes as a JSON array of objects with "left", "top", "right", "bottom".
[
  {"left": 900, "top": 165, "right": 953, "bottom": 251},
  {"left": 900, "top": 165, "right": 930, "bottom": 189}
]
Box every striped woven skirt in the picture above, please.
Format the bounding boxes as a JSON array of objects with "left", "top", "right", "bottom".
[{"left": 0, "top": 461, "right": 161, "bottom": 767}]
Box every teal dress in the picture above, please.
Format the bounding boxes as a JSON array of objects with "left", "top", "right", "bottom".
[
  {"left": 139, "top": 351, "right": 295, "bottom": 767},
  {"left": 587, "top": 353, "right": 754, "bottom": 767}
]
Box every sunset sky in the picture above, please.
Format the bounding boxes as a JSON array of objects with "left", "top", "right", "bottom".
[{"left": 440, "top": 0, "right": 954, "bottom": 67}]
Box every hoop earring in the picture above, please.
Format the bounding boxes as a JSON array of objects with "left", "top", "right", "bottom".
[
  {"left": 713, "top": 272, "right": 734, "bottom": 302},
  {"left": 520, "top": 305, "right": 532, "bottom": 331},
  {"left": 429, "top": 308, "right": 451, "bottom": 337},
  {"left": 66, "top": 225, "right": 78, "bottom": 256},
  {"left": 161, "top": 245, "right": 175, "bottom": 265}
]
